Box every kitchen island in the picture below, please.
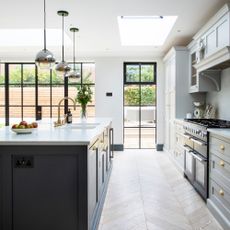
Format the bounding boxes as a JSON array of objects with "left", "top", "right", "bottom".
[{"left": 0, "top": 118, "right": 113, "bottom": 230}]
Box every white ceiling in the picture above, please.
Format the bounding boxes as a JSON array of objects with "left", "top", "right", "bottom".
[{"left": 0, "top": 0, "right": 229, "bottom": 61}]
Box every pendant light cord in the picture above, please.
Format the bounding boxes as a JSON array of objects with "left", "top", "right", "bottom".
[
  {"left": 62, "top": 13, "right": 64, "bottom": 62},
  {"left": 73, "top": 31, "right": 76, "bottom": 70},
  {"left": 44, "top": 0, "right": 46, "bottom": 50}
]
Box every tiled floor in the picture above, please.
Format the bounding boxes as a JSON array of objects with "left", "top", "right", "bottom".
[{"left": 99, "top": 149, "right": 223, "bottom": 230}]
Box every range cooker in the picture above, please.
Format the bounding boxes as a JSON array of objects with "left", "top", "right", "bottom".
[{"left": 183, "top": 119, "right": 230, "bottom": 200}]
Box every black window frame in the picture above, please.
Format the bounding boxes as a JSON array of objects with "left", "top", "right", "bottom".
[{"left": 1, "top": 62, "right": 95, "bottom": 126}]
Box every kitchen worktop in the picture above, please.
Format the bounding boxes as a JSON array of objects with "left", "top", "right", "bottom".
[
  {"left": 208, "top": 128, "right": 230, "bottom": 139},
  {"left": 0, "top": 117, "right": 112, "bottom": 145}
]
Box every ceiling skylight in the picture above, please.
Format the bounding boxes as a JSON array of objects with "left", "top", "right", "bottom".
[
  {"left": 0, "top": 29, "right": 71, "bottom": 47},
  {"left": 117, "top": 16, "right": 178, "bottom": 46}
]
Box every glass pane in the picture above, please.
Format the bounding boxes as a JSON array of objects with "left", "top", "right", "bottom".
[
  {"left": 9, "top": 86, "right": 21, "bottom": 106},
  {"left": 38, "top": 86, "right": 50, "bottom": 105},
  {"left": 87, "top": 86, "right": 95, "bottom": 106},
  {"left": 38, "top": 69, "right": 51, "bottom": 84},
  {"left": 52, "top": 85, "right": 64, "bottom": 105},
  {"left": 40, "top": 106, "right": 50, "bottom": 118},
  {"left": 23, "top": 86, "right": 35, "bottom": 105},
  {"left": 124, "top": 106, "right": 139, "bottom": 127},
  {"left": 9, "top": 107, "right": 21, "bottom": 118},
  {"left": 52, "top": 105, "right": 64, "bottom": 118},
  {"left": 124, "top": 85, "right": 139, "bottom": 106},
  {"left": 23, "top": 107, "right": 35, "bottom": 118},
  {"left": 141, "top": 85, "right": 156, "bottom": 106},
  {"left": 186, "top": 152, "right": 193, "bottom": 173},
  {"left": 0, "top": 64, "right": 4, "bottom": 84},
  {"left": 0, "top": 85, "right": 5, "bottom": 105},
  {"left": 68, "top": 85, "right": 78, "bottom": 102},
  {"left": 124, "top": 128, "right": 139, "bottom": 148},
  {"left": 196, "top": 160, "right": 205, "bottom": 187},
  {"left": 0, "top": 106, "right": 4, "bottom": 119},
  {"left": 141, "top": 106, "right": 156, "bottom": 127},
  {"left": 141, "top": 64, "right": 154, "bottom": 82},
  {"left": 82, "top": 63, "right": 95, "bottom": 84},
  {"left": 126, "top": 65, "right": 139, "bottom": 82},
  {"left": 9, "top": 65, "right": 21, "bottom": 84},
  {"left": 141, "top": 128, "right": 155, "bottom": 148},
  {"left": 52, "top": 71, "right": 64, "bottom": 84},
  {"left": 23, "top": 64, "right": 35, "bottom": 84}
]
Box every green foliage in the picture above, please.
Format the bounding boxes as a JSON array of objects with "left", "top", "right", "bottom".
[
  {"left": 0, "top": 64, "right": 94, "bottom": 85},
  {"left": 126, "top": 65, "right": 154, "bottom": 82},
  {"left": 125, "top": 86, "right": 156, "bottom": 106},
  {"left": 75, "top": 85, "right": 93, "bottom": 106}
]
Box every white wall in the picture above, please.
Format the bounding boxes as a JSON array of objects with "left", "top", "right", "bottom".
[
  {"left": 95, "top": 57, "right": 164, "bottom": 146},
  {"left": 206, "top": 67, "right": 230, "bottom": 120}
]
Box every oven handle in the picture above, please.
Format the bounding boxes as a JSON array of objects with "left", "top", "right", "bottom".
[
  {"left": 183, "top": 145, "right": 192, "bottom": 152},
  {"left": 191, "top": 152, "right": 207, "bottom": 162},
  {"left": 182, "top": 133, "right": 192, "bottom": 139},
  {"left": 190, "top": 137, "right": 206, "bottom": 146}
]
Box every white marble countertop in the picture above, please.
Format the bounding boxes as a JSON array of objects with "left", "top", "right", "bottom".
[
  {"left": 208, "top": 128, "right": 230, "bottom": 139},
  {"left": 0, "top": 117, "right": 112, "bottom": 146}
]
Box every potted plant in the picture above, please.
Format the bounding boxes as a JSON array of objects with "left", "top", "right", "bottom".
[{"left": 76, "top": 85, "right": 93, "bottom": 119}]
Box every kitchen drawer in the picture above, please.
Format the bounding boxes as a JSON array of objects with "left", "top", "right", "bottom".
[
  {"left": 210, "top": 154, "right": 230, "bottom": 192},
  {"left": 209, "top": 179, "right": 230, "bottom": 220},
  {"left": 209, "top": 136, "right": 230, "bottom": 164},
  {"left": 175, "top": 123, "right": 183, "bottom": 134},
  {"left": 175, "top": 133, "right": 184, "bottom": 147}
]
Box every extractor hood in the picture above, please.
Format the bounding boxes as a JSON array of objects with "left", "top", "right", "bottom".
[{"left": 194, "top": 46, "right": 230, "bottom": 72}]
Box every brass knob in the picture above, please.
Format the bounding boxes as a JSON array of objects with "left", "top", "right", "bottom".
[
  {"left": 219, "top": 189, "right": 224, "bottom": 196},
  {"left": 220, "top": 145, "right": 225, "bottom": 151},
  {"left": 220, "top": 161, "right": 225, "bottom": 167}
]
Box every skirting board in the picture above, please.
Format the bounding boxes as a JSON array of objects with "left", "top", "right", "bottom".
[
  {"left": 156, "top": 144, "right": 164, "bottom": 151},
  {"left": 113, "top": 145, "right": 124, "bottom": 151}
]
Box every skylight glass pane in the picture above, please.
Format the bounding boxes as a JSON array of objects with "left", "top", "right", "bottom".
[{"left": 118, "top": 16, "right": 177, "bottom": 46}]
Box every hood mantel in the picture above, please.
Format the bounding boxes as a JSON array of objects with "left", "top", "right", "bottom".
[{"left": 194, "top": 46, "right": 230, "bottom": 72}]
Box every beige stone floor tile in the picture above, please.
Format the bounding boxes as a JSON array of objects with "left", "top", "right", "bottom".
[{"left": 99, "top": 150, "right": 223, "bottom": 230}]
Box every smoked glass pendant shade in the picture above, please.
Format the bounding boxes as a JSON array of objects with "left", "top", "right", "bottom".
[{"left": 35, "top": 0, "right": 55, "bottom": 69}]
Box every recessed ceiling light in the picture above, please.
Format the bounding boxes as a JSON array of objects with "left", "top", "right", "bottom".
[
  {"left": 0, "top": 29, "right": 71, "bottom": 47},
  {"left": 117, "top": 15, "right": 178, "bottom": 46}
]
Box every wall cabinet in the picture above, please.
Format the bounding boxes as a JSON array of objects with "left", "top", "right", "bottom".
[
  {"left": 188, "top": 3, "right": 230, "bottom": 93},
  {"left": 208, "top": 132, "right": 230, "bottom": 230}
]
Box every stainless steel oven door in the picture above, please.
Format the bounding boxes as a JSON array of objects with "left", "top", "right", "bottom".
[
  {"left": 192, "top": 152, "right": 207, "bottom": 199},
  {"left": 184, "top": 145, "right": 194, "bottom": 183}
]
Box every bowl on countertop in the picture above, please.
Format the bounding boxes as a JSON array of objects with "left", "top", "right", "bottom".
[{"left": 11, "top": 128, "right": 36, "bottom": 134}]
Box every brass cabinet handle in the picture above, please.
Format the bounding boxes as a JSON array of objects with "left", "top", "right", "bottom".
[
  {"left": 220, "top": 144, "right": 225, "bottom": 151},
  {"left": 220, "top": 160, "right": 225, "bottom": 167},
  {"left": 219, "top": 189, "right": 224, "bottom": 196}
]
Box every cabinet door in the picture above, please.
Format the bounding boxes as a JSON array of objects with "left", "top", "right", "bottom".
[
  {"left": 88, "top": 147, "right": 98, "bottom": 224},
  {"left": 206, "top": 29, "right": 216, "bottom": 56},
  {"left": 97, "top": 150, "right": 105, "bottom": 198},
  {"left": 217, "top": 15, "right": 229, "bottom": 49},
  {"left": 12, "top": 155, "right": 78, "bottom": 230}
]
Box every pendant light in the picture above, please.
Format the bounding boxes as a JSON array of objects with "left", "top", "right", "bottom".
[
  {"left": 35, "top": 0, "right": 55, "bottom": 69},
  {"left": 55, "top": 10, "right": 71, "bottom": 77},
  {"left": 67, "top": 27, "right": 80, "bottom": 79}
]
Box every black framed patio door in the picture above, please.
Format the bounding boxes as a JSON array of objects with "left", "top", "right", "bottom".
[{"left": 123, "top": 62, "right": 157, "bottom": 149}]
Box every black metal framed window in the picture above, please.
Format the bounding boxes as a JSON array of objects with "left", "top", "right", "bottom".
[
  {"left": 123, "top": 62, "right": 157, "bottom": 149},
  {"left": 0, "top": 62, "right": 95, "bottom": 126}
]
